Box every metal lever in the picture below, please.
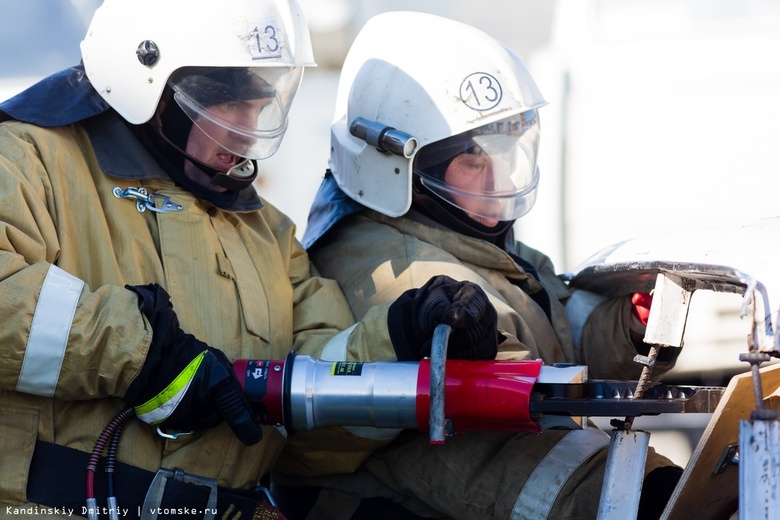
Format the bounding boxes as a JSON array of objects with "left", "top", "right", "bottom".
[
  {"left": 429, "top": 323, "right": 451, "bottom": 444},
  {"left": 141, "top": 468, "right": 217, "bottom": 520}
]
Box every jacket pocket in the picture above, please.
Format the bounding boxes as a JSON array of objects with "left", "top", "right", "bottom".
[
  {"left": 0, "top": 406, "right": 39, "bottom": 504},
  {"left": 214, "top": 238, "right": 271, "bottom": 342}
]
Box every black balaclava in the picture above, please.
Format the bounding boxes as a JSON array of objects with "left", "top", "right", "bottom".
[
  {"left": 156, "top": 82, "right": 259, "bottom": 192},
  {"left": 410, "top": 129, "right": 517, "bottom": 247},
  {"left": 137, "top": 68, "right": 280, "bottom": 204},
  {"left": 410, "top": 137, "right": 553, "bottom": 321},
  {"left": 410, "top": 158, "right": 514, "bottom": 249},
  {"left": 131, "top": 108, "right": 241, "bottom": 209},
  {"left": 411, "top": 169, "right": 552, "bottom": 322}
]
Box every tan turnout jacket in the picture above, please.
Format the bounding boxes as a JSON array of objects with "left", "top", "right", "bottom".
[
  {"left": 310, "top": 209, "right": 675, "bottom": 378},
  {"left": 0, "top": 111, "right": 394, "bottom": 513},
  {"left": 291, "top": 206, "right": 677, "bottom": 519}
]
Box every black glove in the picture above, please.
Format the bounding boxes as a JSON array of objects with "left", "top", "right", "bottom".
[
  {"left": 125, "top": 283, "right": 263, "bottom": 446},
  {"left": 388, "top": 275, "right": 503, "bottom": 361}
]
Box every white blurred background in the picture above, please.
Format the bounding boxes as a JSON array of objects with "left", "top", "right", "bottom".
[{"left": 3, "top": 0, "right": 780, "bottom": 466}]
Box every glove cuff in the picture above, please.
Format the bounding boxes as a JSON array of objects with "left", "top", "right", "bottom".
[
  {"left": 124, "top": 283, "right": 178, "bottom": 404},
  {"left": 387, "top": 289, "right": 425, "bottom": 361}
]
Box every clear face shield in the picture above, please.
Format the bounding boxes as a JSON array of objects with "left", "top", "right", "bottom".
[
  {"left": 168, "top": 66, "right": 304, "bottom": 160},
  {"left": 413, "top": 111, "right": 541, "bottom": 222}
]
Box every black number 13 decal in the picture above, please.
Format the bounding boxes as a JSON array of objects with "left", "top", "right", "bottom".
[
  {"left": 460, "top": 73, "right": 503, "bottom": 111},
  {"left": 253, "top": 24, "right": 280, "bottom": 55}
]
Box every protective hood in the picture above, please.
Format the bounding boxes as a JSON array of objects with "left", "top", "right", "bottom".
[
  {"left": 0, "top": 64, "right": 109, "bottom": 126},
  {"left": 302, "top": 172, "right": 517, "bottom": 252},
  {"left": 302, "top": 171, "right": 363, "bottom": 250}
]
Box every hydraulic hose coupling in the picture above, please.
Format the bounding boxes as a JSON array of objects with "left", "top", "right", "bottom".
[
  {"left": 232, "top": 355, "right": 288, "bottom": 427},
  {"left": 233, "top": 351, "right": 545, "bottom": 435}
]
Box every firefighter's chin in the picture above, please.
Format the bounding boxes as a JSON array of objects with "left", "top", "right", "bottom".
[{"left": 468, "top": 213, "right": 501, "bottom": 228}]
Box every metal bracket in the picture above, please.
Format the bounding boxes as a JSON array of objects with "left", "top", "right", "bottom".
[
  {"left": 429, "top": 323, "right": 452, "bottom": 444},
  {"left": 155, "top": 426, "right": 193, "bottom": 440},
  {"left": 141, "top": 467, "right": 217, "bottom": 520},
  {"left": 713, "top": 443, "right": 740, "bottom": 475},
  {"left": 644, "top": 272, "right": 694, "bottom": 348}
]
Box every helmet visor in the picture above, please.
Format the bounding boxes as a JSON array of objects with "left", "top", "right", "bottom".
[
  {"left": 169, "top": 66, "right": 303, "bottom": 160},
  {"left": 414, "top": 111, "right": 540, "bottom": 222}
]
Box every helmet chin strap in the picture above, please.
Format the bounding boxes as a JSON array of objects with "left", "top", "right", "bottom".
[
  {"left": 207, "top": 158, "right": 258, "bottom": 191},
  {"left": 152, "top": 103, "right": 258, "bottom": 192}
]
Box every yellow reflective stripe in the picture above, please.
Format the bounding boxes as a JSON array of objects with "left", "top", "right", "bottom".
[
  {"left": 17, "top": 265, "right": 84, "bottom": 396},
  {"left": 134, "top": 350, "right": 207, "bottom": 424}
]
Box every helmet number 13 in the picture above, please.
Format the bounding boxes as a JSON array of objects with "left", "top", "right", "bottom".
[
  {"left": 249, "top": 23, "right": 282, "bottom": 60},
  {"left": 460, "top": 73, "right": 503, "bottom": 111}
]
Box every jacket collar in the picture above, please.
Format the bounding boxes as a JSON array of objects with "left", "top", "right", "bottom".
[
  {"left": 0, "top": 64, "right": 109, "bottom": 126},
  {"left": 303, "top": 170, "right": 517, "bottom": 254},
  {"left": 82, "top": 112, "right": 264, "bottom": 211},
  {"left": 302, "top": 170, "right": 363, "bottom": 249}
]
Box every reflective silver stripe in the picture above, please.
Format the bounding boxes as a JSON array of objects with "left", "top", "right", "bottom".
[
  {"left": 17, "top": 265, "right": 84, "bottom": 396},
  {"left": 319, "top": 324, "right": 357, "bottom": 361},
  {"left": 511, "top": 427, "right": 610, "bottom": 520},
  {"left": 343, "top": 425, "right": 402, "bottom": 441}
]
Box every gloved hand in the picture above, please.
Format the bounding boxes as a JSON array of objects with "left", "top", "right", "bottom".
[
  {"left": 388, "top": 275, "right": 503, "bottom": 361},
  {"left": 125, "top": 283, "right": 263, "bottom": 446},
  {"left": 629, "top": 292, "right": 653, "bottom": 347},
  {"left": 629, "top": 292, "right": 679, "bottom": 364},
  {"left": 631, "top": 292, "right": 653, "bottom": 326}
]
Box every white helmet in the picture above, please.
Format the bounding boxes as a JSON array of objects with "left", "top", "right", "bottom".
[
  {"left": 330, "top": 11, "right": 546, "bottom": 220},
  {"left": 81, "top": 0, "right": 315, "bottom": 160}
]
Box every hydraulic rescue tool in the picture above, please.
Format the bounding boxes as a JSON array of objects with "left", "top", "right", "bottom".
[
  {"left": 81, "top": 218, "right": 778, "bottom": 520},
  {"left": 233, "top": 347, "right": 723, "bottom": 438}
]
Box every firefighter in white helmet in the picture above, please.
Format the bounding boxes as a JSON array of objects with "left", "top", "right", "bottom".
[
  {"left": 278, "top": 11, "right": 682, "bottom": 520},
  {"left": 0, "top": 2, "right": 499, "bottom": 517}
]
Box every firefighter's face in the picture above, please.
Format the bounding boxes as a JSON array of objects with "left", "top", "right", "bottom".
[
  {"left": 183, "top": 98, "right": 272, "bottom": 188},
  {"left": 444, "top": 152, "right": 504, "bottom": 228}
]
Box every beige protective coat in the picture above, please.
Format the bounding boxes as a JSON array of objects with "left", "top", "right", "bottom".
[
  {"left": 295, "top": 208, "right": 677, "bottom": 519},
  {"left": 0, "top": 113, "right": 395, "bottom": 514}
]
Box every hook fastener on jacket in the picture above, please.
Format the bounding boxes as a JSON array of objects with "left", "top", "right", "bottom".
[{"left": 113, "top": 186, "right": 183, "bottom": 214}]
